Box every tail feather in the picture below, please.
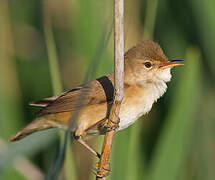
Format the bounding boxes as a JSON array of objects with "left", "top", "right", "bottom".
[{"left": 9, "top": 117, "right": 56, "bottom": 142}]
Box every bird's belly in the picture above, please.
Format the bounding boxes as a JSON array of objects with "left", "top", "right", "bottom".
[{"left": 118, "top": 102, "right": 152, "bottom": 131}]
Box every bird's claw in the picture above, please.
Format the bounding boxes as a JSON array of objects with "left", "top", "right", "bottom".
[
  {"left": 103, "top": 116, "right": 120, "bottom": 132},
  {"left": 92, "top": 162, "right": 111, "bottom": 178}
]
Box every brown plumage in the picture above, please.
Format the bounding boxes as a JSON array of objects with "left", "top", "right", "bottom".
[{"left": 9, "top": 40, "right": 183, "bottom": 142}]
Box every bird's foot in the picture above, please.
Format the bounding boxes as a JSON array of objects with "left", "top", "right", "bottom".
[
  {"left": 103, "top": 116, "right": 120, "bottom": 132},
  {"left": 92, "top": 162, "right": 111, "bottom": 178}
]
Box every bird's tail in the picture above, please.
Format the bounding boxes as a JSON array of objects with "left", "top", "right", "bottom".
[{"left": 9, "top": 116, "right": 57, "bottom": 142}]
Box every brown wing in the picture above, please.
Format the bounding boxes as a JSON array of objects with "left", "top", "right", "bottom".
[{"left": 30, "top": 74, "right": 114, "bottom": 115}]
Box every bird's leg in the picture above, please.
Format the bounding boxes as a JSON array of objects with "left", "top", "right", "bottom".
[
  {"left": 73, "top": 118, "right": 109, "bottom": 159},
  {"left": 75, "top": 136, "right": 111, "bottom": 177},
  {"left": 75, "top": 136, "right": 101, "bottom": 159},
  {"left": 74, "top": 117, "right": 109, "bottom": 158}
]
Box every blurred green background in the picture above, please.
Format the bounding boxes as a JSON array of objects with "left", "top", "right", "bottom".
[{"left": 0, "top": 0, "right": 215, "bottom": 179}]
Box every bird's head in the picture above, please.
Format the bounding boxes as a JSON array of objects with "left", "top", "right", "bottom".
[{"left": 125, "top": 40, "right": 183, "bottom": 84}]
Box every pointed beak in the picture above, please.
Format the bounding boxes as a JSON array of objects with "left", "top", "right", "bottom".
[{"left": 159, "top": 60, "right": 184, "bottom": 69}]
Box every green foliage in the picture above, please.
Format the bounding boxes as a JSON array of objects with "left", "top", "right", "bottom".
[
  {"left": 0, "top": 0, "right": 214, "bottom": 180},
  {"left": 146, "top": 48, "right": 201, "bottom": 180}
]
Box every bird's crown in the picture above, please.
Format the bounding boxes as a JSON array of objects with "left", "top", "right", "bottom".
[{"left": 125, "top": 40, "right": 168, "bottom": 62}]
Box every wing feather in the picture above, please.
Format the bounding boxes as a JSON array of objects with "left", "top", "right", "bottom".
[{"left": 31, "top": 74, "right": 114, "bottom": 115}]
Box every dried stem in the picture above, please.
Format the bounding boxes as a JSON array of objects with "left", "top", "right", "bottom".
[{"left": 96, "top": 0, "right": 124, "bottom": 179}]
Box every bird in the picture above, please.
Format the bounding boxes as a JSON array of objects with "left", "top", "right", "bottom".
[{"left": 9, "top": 40, "right": 183, "bottom": 157}]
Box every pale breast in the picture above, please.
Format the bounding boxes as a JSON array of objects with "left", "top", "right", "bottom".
[
  {"left": 118, "top": 101, "right": 152, "bottom": 130},
  {"left": 118, "top": 81, "right": 167, "bottom": 130}
]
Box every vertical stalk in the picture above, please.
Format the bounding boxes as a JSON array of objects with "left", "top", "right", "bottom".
[{"left": 96, "top": 0, "right": 124, "bottom": 179}]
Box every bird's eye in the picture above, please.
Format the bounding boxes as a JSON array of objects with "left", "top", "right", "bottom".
[{"left": 144, "top": 61, "right": 152, "bottom": 68}]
